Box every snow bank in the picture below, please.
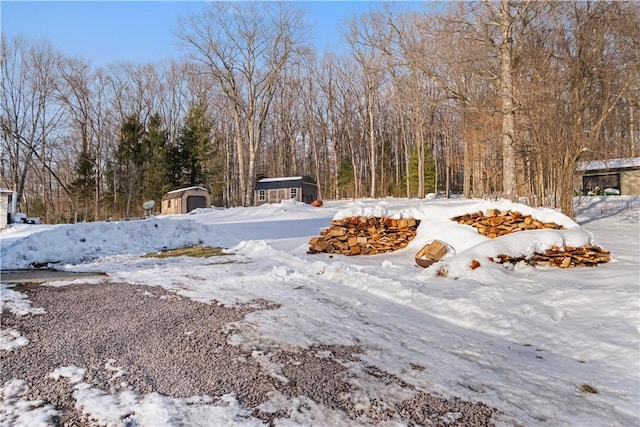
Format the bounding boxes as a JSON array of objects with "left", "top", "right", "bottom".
[{"left": 0, "top": 218, "right": 215, "bottom": 270}]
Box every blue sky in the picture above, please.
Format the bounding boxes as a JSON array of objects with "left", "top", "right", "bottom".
[{"left": 1, "top": 1, "right": 428, "bottom": 67}]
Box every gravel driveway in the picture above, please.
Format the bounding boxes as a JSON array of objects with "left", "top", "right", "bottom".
[{"left": 1, "top": 281, "right": 496, "bottom": 426}]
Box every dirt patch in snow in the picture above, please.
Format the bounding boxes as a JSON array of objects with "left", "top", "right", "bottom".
[{"left": 1, "top": 282, "right": 496, "bottom": 426}]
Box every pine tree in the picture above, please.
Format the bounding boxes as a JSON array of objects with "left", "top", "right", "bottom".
[
  {"left": 408, "top": 146, "right": 436, "bottom": 197},
  {"left": 337, "top": 159, "right": 356, "bottom": 199},
  {"left": 70, "top": 149, "right": 97, "bottom": 221},
  {"left": 142, "top": 113, "right": 168, "bottom": 203},
  {"left": 116, "top": 115, "right": 145, "bottom": 216},
  {"left": 165, "top": 104, "right": 211, "bottom": 189}
]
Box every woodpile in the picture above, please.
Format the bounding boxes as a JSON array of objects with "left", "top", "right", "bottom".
[
  {"left": 451, "top": 209, "right": 564, "bottom": 238},
  {"left": 452, "top": 209, "right": 612, "bottom": 268},
  {"left": 492, "top": 245, "right": 611, "bottom": 268},
  {"left": 308, "top": 216, "right": 420, "bottom": 256}
]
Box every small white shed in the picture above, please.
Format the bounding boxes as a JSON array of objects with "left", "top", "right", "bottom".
[{"left": 0, "top": 188, "right": 17, "bottom": 229}]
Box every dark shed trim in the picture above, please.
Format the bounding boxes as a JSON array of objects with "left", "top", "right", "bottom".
[
  {"left": 162, "top": 186, "right": 209, "bottom": 201},
  {"left": 255, "top": 176, "right": 317, "bottom": 190}
]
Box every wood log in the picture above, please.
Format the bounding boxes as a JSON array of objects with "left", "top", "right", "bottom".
[
  {"left": 309, "top": 236, "right": 321, "bottom": 245},
  {"left": 308, "top": 237, "right": 329, "bottom": 252},
  {"left": 308, "top": 216, "right": 420, "bottom": 256},
  {"left": 451, "top": 210, "right": 564, "bottom": 238},
  {"left": 492, "top": 244, "right": 611, "bottom": 268},
  {"left": 328, "top": 226, "right": 347, "bottom": 237}
]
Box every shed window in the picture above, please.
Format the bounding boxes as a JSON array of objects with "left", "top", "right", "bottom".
[
  {"left": 258, "top": 190, "right": 266, "bottom": 201},
  {"left": 168, "top": 200, "right": 171, "bottom": 208},
  {"left": 290, "top": 188, "right": 297, "bottom": 199}
]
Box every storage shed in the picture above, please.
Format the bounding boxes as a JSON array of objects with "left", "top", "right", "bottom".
[
  {"left": 575, "top": 157, "right": 640, "bottom": 195},
  {"left": 254, "top": 176, "right": 318, "bottom": 206},
  {"left": 0, "top": 188, "right": 17, "bottom": 229},
  {"left": 161, "top": 186, "right": 211, "bottom": 215}
]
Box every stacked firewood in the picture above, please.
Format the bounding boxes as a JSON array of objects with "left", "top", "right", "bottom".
[
  {"left": 451, "top": 209, "right": 564, "bottom": 238},
  {"left": 308, "top": 216, "right": 420, "bottom": 256},
  {"left": 492, "top": 245, "right": 611, "bottom": 268}
]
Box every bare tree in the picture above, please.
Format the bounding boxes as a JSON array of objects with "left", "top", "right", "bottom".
[
  {"left": 328, "top": 53, "right": 363, "bottom": 198},
  {"left": 313, "top": 53, "right": 341, "bottom": 199},
  {"left": 495, "top": 0, "right": 517, "bottom": 201},
  {"left": 440, "top": 1, "right": 545, "bottom": 201},
  {"left": 544, "top": 1, "right": 638, "bottom": 216},
  {"left": 0, "top": 36, "right": 68, "bottom": 217},
  {"left": 179, "top": 2, "right": 308, "bottom": 206},
  {"left": 345, "top": 12, "right": 390, "bottom": 198},
  {"left": 54, "top": 58, "right": 128, "bottom": 221}
]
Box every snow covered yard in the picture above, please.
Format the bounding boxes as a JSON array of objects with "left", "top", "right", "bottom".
[{"left": 1, "top": 196, "right": 639, "bottom": 426}]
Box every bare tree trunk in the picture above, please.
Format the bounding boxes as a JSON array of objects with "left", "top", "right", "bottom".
[
  {"left": 500, "top": 0, "right": 517, "bottom": 201},
  {"left": 345, "top": 126, "right": 360, "bottom": 198},
  {"left": 400, "top": 114, "right": 410, "bottom": 198},
  {"left": 463, "top": 110, "right": 472, "bottom": 198},
  {"left": 417, "top": 118, "right": 425, "bottom": 198},
  {"left": 246, "top": 120, "right": 257, "bottom": 206},
  {"left": 631, "top": 102, "right": 636, "bottom": 157},
  {"left": 444, "top": 120, "right": 451, "bottom": 198},
  {"left": 366, "top": 83, "right": 377, "bottom": 198}
]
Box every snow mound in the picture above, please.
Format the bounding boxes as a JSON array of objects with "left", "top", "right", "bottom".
[{"left": 0, "top": 218, "right": 213, "bottom": 270}]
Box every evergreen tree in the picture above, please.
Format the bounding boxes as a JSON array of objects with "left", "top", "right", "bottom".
[
  {"left": 337, "top": 159, "right": 355, "bottom": 198},
  {"left": 408, "top": 146, "right": 436, "bottom": 197},
  {"left": 70, "top": 149, "right": 97, "bottom": 221},
  {"left": 142, "top": 113, "right": 168, "bottom": 202},
  {"left": 116, "top": 115, "right": 145, "bottom": 216},
  {"left": 165, "top": 104, "right": 211, "bottom": 189},
  {"left": 206, "top": 131, "right": 226, "bottom": 206}
]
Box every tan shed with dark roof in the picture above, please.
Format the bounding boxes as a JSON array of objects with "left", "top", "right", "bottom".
[
  {"left": 161, "top": 186, "right": 211, "bottom": 215},
  {"left": 575, "top": 157, "right": 640, "bottom": 196}
]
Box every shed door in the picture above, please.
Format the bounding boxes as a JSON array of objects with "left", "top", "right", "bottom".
[
  {"left": 186, "top": 196, "right": 207, "bottom": 212},
  {"left": 582, "top": 174, "right": 620, "bottom": 194}
]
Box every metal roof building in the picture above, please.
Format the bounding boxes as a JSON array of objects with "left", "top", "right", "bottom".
[
  {"left": 254, "top": 176, "right": 318, "bottom": 205},
  {"left": 575, "top": 157, "right": 640, "bottom": 195}
]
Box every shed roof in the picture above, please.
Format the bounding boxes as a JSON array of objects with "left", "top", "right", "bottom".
[
  {"left": 255, "top": 176, "right": 316, "bottom": 190},
  {"left": 162, "top": 186, "right": 209, "bottom": 200},
  {"left": 577, "top": 157, "right": 640, "bottom": 173}
]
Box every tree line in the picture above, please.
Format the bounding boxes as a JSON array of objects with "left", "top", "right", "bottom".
[{"left": 2, "top": 1, "right": 638, "bottom": 222}]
